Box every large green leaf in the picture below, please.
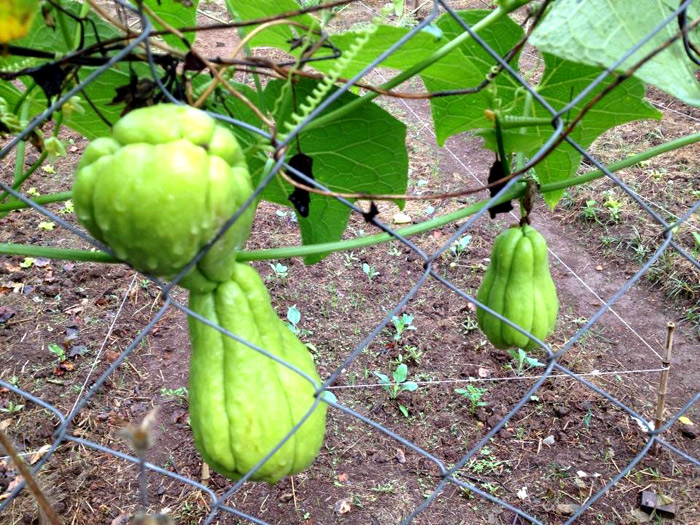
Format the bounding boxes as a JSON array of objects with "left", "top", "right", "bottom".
[
  {"left": 531, "top": 54, "right": 661, "bottom": 206},
  {"left": 477, "top": 54, "right": 662, "bottom": 208},
  {"left": 264, "top": 79, "right": 407, "bottom": 264},
  {"left": 422, "top": 11, "right": 524, "bottom": 145},
  {"left": 143, "top": 0, "right": 200, "bottom": 50},
  {"left": 306, "top": 11, "right": 524, "bottom": 145},
  {"left": 0, "top": 0, "right": 140, "bottom": 139},
  {"left": 225, "top": 0, "right": 317, "bottom": 51},
  {"left": 530, "top": 0, "right": 700, "bottom": 106}
]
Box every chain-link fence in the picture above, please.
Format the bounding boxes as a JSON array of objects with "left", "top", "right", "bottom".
[{"left": 0, "top": 0, "right": 699, "bottom": 523}]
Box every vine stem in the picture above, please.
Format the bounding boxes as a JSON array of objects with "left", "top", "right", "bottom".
[
  {"left": 0, "top": 190, "right": 72, "bottom": 212},
  {"left": 1, "top": 131, "right": 697, "bottom": 264},
  {"left": 300, "top": 7, "right": 508, "bottom": 134}
]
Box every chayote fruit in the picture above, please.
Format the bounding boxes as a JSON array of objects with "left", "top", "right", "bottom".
[
  {"left": 187, "top": 263, "right": 327, "bottom": 483},
  {"left": 476, "top": 224, "right": 558, "bottom": 350},
  {"left": 73, "top": 104, "right": 255, "bottom": 291}
]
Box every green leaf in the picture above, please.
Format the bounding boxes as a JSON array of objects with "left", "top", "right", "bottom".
[
  {"left": 143, "top": 0, "right": 200, "bottom": 50},
  {"left": 422, "top": 11, "right": 525, "bottom": 145},
  {"left": 475, "top": 128, "right": 543, "bottom": 154},
  {"left": 401, "top": 381, "right": 418, "bottom": 392},
  {"left": 527, "top": 54, "right": 661, "bottom": 207},
  {"left": 287, "top": 305, "right": 301, "bottom": 325},
  {"left": 0, "top": 0, "right": 152, "bottom": 139},
  {"left": 263, "top": 78, "right": 407, "bottom": 264},
  {"left": 224, "top": 0, "right": 317, "bottom": 50},
  {"left": 398, "top": 404, "right": 409, "bottom": 417},
  {"left": 321, "top": 390, "right": 338, "bottom": 404},
  {"left": 306, "top": 11, "right": 524, "bottom": 145},
  {"left": 530, "top": 0, "right": 700, "bottom": 106},
  {"left": 393, "top": 363, "right": 408, "bottom": 383},
  {"left": 374, "top": 371, "right": 390, "bottom": 384}
]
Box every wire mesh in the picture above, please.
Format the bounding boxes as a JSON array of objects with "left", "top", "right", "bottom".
[{"left": 0, "top": 0, "right": 698, "bottom": 523}]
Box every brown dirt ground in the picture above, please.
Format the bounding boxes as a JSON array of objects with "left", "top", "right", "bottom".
[{"left": 0, "top": 1, "right": 699, "bottom": 524}]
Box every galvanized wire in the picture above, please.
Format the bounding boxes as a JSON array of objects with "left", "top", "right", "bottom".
[{"left": 0, "top": 0, "right": 698, "bottom": 523}]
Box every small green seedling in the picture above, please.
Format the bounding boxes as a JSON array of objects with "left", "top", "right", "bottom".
[
  {"left": 455, "top": 382, "right": 488, "bottom": 414},
  {"left": 581, "top": 199, "right": 600, "bottom": 222},
  {"left": 603, "top": 192, "right": 622, "bottom": 223},
  {"left": 374, "top": 363, "right": 418, "bottom": 417},
  {"left": 0, "top": 401, "right": 24, "bottom": 414},
  {"left": 269, "top": 262, "right": 289, "bottom": 280},
  {"left": 286, "top": 305, "right": 302, "bottom": 334},
  {"left": 286, "top": 306, "right": 312, "bottom": 337},
  {"left": 392, "top": 313, "right": 416, "bottom": 341},
  {"left": 506, "top": 348, "right": 545, "bottom": 376},
  {"left": 362, "top": 263, "right": 379, "bottom": 281},
  {"left": 161, "top": 387, "right": 189, "bottom": 402},
  {"left": 450, "top": 235, "right": 472, "bottom": 264},
  {"left": 48, "top": 343, "right": 67, "bottom": 362}
]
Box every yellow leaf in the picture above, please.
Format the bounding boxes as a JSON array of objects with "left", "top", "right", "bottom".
[
  {"left": 679, "top": 416, "right": 694, "bottom": 426},
  {"left": 0, "top": 0, "right": 38, "bottom": 43}
]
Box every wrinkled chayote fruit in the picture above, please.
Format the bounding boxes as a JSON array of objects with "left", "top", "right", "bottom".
[
  {"left": 476, "top": 224, "right": 558, "bottom": 350},
  {"left": 188, "top": 263, "right": 327, "bottom": 483},
  {"left": 73, "top": 104, "right": 255, "bottom": 291}
]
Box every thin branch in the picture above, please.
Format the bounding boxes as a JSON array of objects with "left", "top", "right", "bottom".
[
  {"left": 0, "top": 430, "right": 60, "bottom": 525},
  {"left": 136, "top": 2, "right": 272, "bottom": 127},
  {"left": 193, "top": 19, "right": 309, "bottom": 111}
]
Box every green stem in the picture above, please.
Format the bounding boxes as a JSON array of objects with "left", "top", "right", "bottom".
[
  {"left": 0, "top": 191, "right": 72, "bottom": 212},
  {"left": 0, "top": 152, "right": 49, "bottom": 204},
  {"left": 0, "top": 244, "right": 115, "bottom": 263},
  {"left": 541, "top": 131, "right": 700, "bottom": 192},
  {"left": 515, "top": 91, "right": 533, "bottom": 172},
  {"left": 1, "top": 132, "right": 697, "bottom": 264},
  {"left": 12, "top": 83, "right": 37, "bottom": 114},
  {"left": 55, "top": 0, "right": 74, "bottom": 49},
  {"left": 302, "top": 7, "right": 507, "bottom": 134},
  {"left": 2, "top": 102, "right": 32, "bottom": 214}
]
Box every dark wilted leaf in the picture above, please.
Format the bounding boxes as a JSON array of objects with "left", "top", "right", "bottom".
[
  {"left": 110, "top": 74, "right": 157, "bottom": 116},
  {"left": 287, "top": 153, "right": 314, "bottom": 218},
  {"left": 487, "top": 157, "right": 513, "bottom": 219},
  {"left": 0, "top": 306, "right": 17, "bottom": 324},
  {"left": 29, "top": 63, "right": 73, "bottom": 102}
]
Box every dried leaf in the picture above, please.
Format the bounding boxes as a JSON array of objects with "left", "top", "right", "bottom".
[
  {"left": 392, "top": 212, "right": 412, "bottom": 224},
  {"left": 68, "top": 345, "right": 88, "bottom": 358},
  {"left": 29, "top": 444, "right": 51, "bottom": 465},
  {"left": 0, "top": 477, "right": 23, "bottom": 500},
  {"left": 395, "top": 448, "right": 406, "bottom": 464},
  {"left": 0, "top": 306, "right": 16, "bottom": 324}
]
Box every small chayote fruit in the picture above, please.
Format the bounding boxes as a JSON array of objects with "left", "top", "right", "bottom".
[{"left": 476, "top": 224, "right": 559, "bottom": 350}]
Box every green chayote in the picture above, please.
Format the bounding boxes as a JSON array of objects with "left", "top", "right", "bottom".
[
  {"left": 73, "top": 104, "right": 255, "bottom": 291},
  {"left": 188, "top": 263, "right": 327, "bottom": 483}
]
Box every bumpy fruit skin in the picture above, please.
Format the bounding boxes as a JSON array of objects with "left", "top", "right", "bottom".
[
  {"left": 187, "top": 263, "right": 327, "bottom": 483},
  {"left": 73, "top": 104, "right": 254, "bottom": 291},
  {"left": 476, "top": 224, "right": 558, "bottom": 350}
]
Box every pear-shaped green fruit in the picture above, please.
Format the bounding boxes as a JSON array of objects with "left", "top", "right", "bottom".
[
  {"left": 187, "top": 263, "right": 327, "bottom": 483},
  {"left": 476, "top": 224, "right": 558, "bottom": 350}
]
